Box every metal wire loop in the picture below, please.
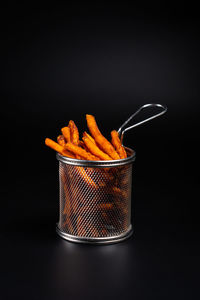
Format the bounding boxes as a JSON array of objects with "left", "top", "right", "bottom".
[{"left": 118, "top": 103, "right": 167, "bottom": 142}]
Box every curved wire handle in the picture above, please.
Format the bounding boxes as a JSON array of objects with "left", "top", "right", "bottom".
[{"left": 118, "top": 103, "right": 167, "bottom": 143}]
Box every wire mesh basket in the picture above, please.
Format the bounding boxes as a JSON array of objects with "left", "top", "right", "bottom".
[{"left": 56, "top": 147, "right": 135, "bottom": 244}]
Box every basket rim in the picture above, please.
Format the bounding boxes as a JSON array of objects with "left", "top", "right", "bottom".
[
  {"left": 56, "top": 146, "right": 136, "bottom": 167},
  {"left": 56, "top": 225, "right": 133, "bottom": 244}
]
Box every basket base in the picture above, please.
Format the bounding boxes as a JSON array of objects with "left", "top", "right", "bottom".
[{"left": 56, "top": 225, "right": 133, "bottom": 245}]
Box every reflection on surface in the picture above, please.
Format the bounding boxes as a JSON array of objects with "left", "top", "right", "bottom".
[{"left": 47, "top": 237, "right": 138, "bottom": 299}]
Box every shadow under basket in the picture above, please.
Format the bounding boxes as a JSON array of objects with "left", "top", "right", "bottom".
[{"left": 56, "top": 147, "right": 135, "bottom": 244}]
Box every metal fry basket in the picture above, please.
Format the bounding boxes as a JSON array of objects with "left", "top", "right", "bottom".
[
  {"left": 56, "top": 148, "right": 135, "bottom": 244},
  {"left": 55, "top": 103, "right": 167, "bottom": 244}
]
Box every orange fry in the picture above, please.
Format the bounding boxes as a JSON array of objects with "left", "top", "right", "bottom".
[
  {"left": 45, "top": 138, "right": 75, "bottom": 158},
  {"left": 74, "top": 167, "right": 98, "bottom": 189},
  {"left": 68, "top": 120, "right": 80, "bottom": 159},
  {"left": 111, "top": 130, "right": 127, "bottom": 159},
  {"left": 83, "top": 136, "right": 112, "bottom": 160},
  {"left": 86, "top": 114, "right": 120, "bottom": 160},
  {"left": 65, "top": 142, "right": 90, "bottom": 160},
  {"left": 65, "top": 142, "right": 99, "bottom": 161},
  {"left": 83, "top": 131, "right": 96, "bottom": 144},
  {"left": 57, "top": 135, "right": 66, "bottom": 147},
  {"left": 68, "top": 120, "right": 79, "bottom": 145},
  {"left": 79, "top": 139, "right": 93, "bottom": 155},
  {"left": 61, "top": 127, "right": 71, "bottom": 142}
]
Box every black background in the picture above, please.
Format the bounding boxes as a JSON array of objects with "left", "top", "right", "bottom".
[{"left": 1, "top": 2, "right": 200, "bottom": 300}]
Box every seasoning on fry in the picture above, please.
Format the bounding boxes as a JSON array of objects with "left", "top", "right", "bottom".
[
  {"left": 83, "top": 131, "right": 96, "bottom": 144},
  {"left": 61, "top": 127, "right": 71, "bottom": 143},
  {"left": 45, "top": 138, "right": 75, "bottom": 158},
  {"left": 83, "top": 134, "right": 112, "bottom": 160},
  {"left": 86, "top": 114, "right": 120, "bottom": 160},
  {"left": 57, "top": 135, "right": 66, "bottom": 147},
  {"left": 65, "top": 142, "right": 100, "bottom": 161},
  {"left": 68, "top": 120, "right": 79, "bottom": 145},
  {"left": 73, "top": 167, "right": 98, "bottom": 189},
  {"left": 111, "top": 130, "right": 127, "bottom": 159}
]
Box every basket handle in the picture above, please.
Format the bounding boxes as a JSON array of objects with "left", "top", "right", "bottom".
[{"left": 118, "top": 103, "right": 167, "bottom": 143}]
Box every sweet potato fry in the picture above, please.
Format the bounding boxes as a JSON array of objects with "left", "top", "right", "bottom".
[
  {"left": 45, "top": 138, "right": 75, "bottom": 158},
  {"left": 65, "top": 142, "right": 100, "bottom": 161},
  {"left": 83, "top": 136, "right": 112, "bottom": 160},
  {"left": 77, "top": 141, "right": 88, "bottom": 159},
  {"left": 84, "top": 167, "right": 115, "bottom": 189},
  {"left": 57, "top": 135, "right": 66, "bottom": 147},
  {"left": 79, "top": 139, "right": 95, "bottom": 157},
  {"left": 111, "top": 130, "right": 127, "bottom": 159},
  {"left": 68, "top": 120, "right": 79, "bottom": 145},
  {"left": 74, "top": 167, "right": 98, "bottom": 190},
  {"left": 61, "top": 127, "right": 71, "bottom": 142},
  {"left": 67, "top": 141, "right": 84, "bottom": 160},
  {"left": 68, "top": 120, "right": 80, "bottom": 158},
  {"left": 83, "top": 131, "right": 96, "bottom": 144},
  {"left": 68, "top": 167, "right": 100, "bottom": 207},
  {"left": 86, "top": 114, "right": 120, "bottom": 160}
]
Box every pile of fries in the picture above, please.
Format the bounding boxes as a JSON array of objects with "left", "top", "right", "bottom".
[
  {"left": 45, "top": 115, "right": 131, "bottom": 237},
  {"left": 45, "top": 114, "right": 127, "bottom": 160}
]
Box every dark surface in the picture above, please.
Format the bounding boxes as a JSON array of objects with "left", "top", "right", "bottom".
[{"left": 1, "top": 3, "right": 200, "bottom": 300}]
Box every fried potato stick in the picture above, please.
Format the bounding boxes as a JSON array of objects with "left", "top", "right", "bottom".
[
  {"left": 68, "top": 120, "right": 81, "bottom": 158},
  {"left": 78, "top": 141, "right": 89, "bottom": 159},
  {"left": 57, "top": 135, "right": 66, "bottom": 147},
  {"left": 65, "top": 142, "right": 100, "bottom": 161},
  {"left": 83, "top": 131, "right": 96, "bottom": 144},
  {"left": 86, "top": 114, "right": 120, "bottom": 160},
  {"left": 62, "top": 141, "right": 90, "bottom": 160},
  {"left": 73, "top": 167, "right": 98, "bottom": 190},
  {"left": 83, "top": 135, "right": 112, "bottom": 160},
  {"left": 111, "top": 130, "right": 127, "bottom": 159},
  {"left": 45, "top": 138, "right": 75, "bottom": 158},
  {"left": 61, "top": 127, "right": 71, "bottom": 142},
  {"left": 68, "top": 120, "right": 79, "bottom": 145},
  {"left": 79, "top": 139, "right": 94, "bottom": 156}
]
